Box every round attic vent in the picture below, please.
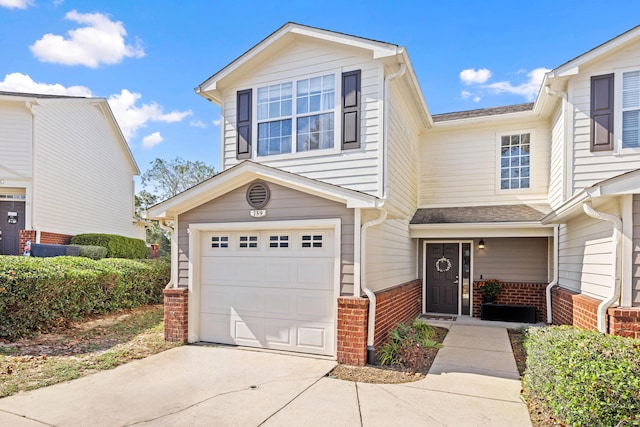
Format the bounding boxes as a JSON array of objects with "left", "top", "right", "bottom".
[{"left": 246, "top": 182, "right": 270, "bottom": 209}]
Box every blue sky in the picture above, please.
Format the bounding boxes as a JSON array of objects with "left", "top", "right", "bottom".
[{"left": 1, "top": 0, "right": 639, "bottom": 187}]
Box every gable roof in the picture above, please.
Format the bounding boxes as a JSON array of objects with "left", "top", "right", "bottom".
[
  {"left": 0, "top": 90, "right": 139, "bottom": 175},
  {"left": 145, "top": 160, "right": 383, "bottom": 219},
  {"left": 432, "top": 103, "right": 534, "bottom": 123}
]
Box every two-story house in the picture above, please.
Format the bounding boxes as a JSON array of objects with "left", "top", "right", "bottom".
[
  {"left": 148, "top": 23, "right": 640, "bottom": 365},
  {"left": 0, "top": 91, "right": 144, "bottom": 256}
]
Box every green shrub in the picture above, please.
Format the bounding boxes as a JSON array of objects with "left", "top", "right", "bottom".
[
  {"left": 523, "top": 326, "right": 640, "bottom": 426},
  {"left": 71, "top": 234, "right": 146, "bottom": 259},
  {"left": 67, "top": 245, "right": 108, "bottom": 260},
  {"left": 378, "top": 320, "right": 442, "bottom": 370},
  {"left": 0, "top": 256, "right": 170, "bottom": 340}
]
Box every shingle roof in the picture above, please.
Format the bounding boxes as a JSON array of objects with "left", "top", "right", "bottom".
[
  {"left": 0, "top": 90, "right": 86, "bottom": 99},
  {"left": 410, "top": 204, "right": 552, "bottom": 224},
  {"left": 432, "top": 103, "right": 534, "bottom": 122}
]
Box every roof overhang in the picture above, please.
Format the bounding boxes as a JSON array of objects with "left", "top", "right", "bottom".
[
  {"left": 146, "top": 160, "right": 382, "bottom": 219},
  {"left": 410, "top": 222, "right": 555, "bottom": 238},
  {"left": 542, "top": 168, "right": 640, "bottom": 224}
]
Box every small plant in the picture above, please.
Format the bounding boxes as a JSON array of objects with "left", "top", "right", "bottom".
[
  {"left": 478, "top": 279, "right": 501, "bottom": 298},
  {"left": 378, "top": 320, "right": 443, "bottom": 371}
]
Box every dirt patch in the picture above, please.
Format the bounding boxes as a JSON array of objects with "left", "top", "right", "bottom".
[{"left": 328, "top": 325, "right": 447, "bottom": 384}]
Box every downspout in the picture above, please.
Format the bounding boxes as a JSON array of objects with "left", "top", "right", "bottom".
[
  {"left": 545, "top": 225, "right": 559, "bottom": 324},
  {"left": 25, "top": 102, "right": 41, "bottom": 243},
  {"left": 545, "top": 86, "right": 568, "bottom": 202},
  {"left": 361, "top": 208, "right": 387, "bottom": 365},
  {"left": 158, "top": 219, "right": 176, "bottom": 289},
  {"left": 582, "top": 202, "right": 622, "bottom": 333},
  {"left": 382, "top": 63, "right": 406, "bottom": 199}
]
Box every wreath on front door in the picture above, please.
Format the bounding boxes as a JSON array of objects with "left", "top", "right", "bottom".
[{"left": 435, "top": 255, "right": 452, "bottom": 273}]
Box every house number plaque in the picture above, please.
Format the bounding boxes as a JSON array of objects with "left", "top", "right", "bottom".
[{"left": 250, "top": 210, "right": 266, "bottom": 218}]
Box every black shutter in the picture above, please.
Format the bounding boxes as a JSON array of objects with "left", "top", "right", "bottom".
[
  {"left": 342, "top": 70, "right": 361, "bottom": 150},
  {"left": 236, "top": 89, "right": 252, "bottom": 159},
  {"left": 591, "top": 74, "right": 614, "bottom": 152}
]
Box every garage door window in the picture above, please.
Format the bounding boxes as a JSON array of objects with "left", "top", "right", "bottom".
[
  {"left": 269, "top": 235, "right": 289, "bottom": 248},
  {"left": 211, "top": 236, "right": 229, "bottom": 248},
  {"left": 301, "top": 234, "right": 323, "bottom": 248},
  {"left": 239, "top": 235, "right": 258, "bottom": 248}
]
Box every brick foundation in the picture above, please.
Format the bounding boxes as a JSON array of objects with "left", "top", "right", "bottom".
[
  {"left": 473, "top": 282, "right": 548, "bottom": 322},
  {"left": 373, "top": 280, "right": 422, "bottom": 349},
  {"left": 608, "top": 307, "right": 640, "bottom": 338},
  {"left": 337, "top": 297, "right": 369, "bottom": 366},
  {"left": 19, "top": 229, "right": 73, "bottom": 252},
  {"left": 164, "top": 288, "right": 189, "bottom": 343},
  {"left": 551, "top": 286, "right": 600, "bottom": 331}
]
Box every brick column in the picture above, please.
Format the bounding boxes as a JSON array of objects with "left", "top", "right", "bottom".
[
  {"left": 608, "top": 307, "right": 640, "bottom": 338},
  {"left": 164, "top": 288, "right": 188, "bottom": 343},
  {"left": 337, "top": 297, "right": 369, "bottom": 366}
]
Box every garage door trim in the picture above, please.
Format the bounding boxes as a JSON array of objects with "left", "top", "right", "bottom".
[{"left": 187, "top": 218, "right": 341, "bottom": 354}]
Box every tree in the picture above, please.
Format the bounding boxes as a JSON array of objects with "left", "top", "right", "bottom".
[{"left": 140, "top": 157, "right": 216, "bottom": 201}]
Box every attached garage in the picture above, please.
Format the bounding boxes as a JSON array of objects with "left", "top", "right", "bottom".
[{"left": 194, "top": 224, "right": 339, "bottom": 356}]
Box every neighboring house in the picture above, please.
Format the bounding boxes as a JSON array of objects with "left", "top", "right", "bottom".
[
  {"left": 148, "top": 23, "right": 640, "bottom": 365},
  {"left": 0, "top": 91, "right": 144, "bottom": 255}
]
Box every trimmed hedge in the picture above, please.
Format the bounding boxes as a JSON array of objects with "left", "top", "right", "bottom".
[
  {"left": 71, "top": 234, "right": 146, "bottom": 259},
  {"left": 0, "top": 256, "right": 170, "bottom": 341},
  {"left": 523, "top": 326, "right": 640, "bottom": 426}
]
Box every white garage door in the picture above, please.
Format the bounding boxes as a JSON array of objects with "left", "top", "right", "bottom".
[{"left": 199, "top": 228, "right": 336, "bottom": 356}]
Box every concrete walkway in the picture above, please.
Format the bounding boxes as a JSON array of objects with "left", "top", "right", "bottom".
[{"left": 0, "top": 324, "right": 531, "bottom": 426}]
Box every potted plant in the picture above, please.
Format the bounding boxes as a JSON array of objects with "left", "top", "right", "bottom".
[{"left": 479, "top": 279, "right": 501, "bottom": 303}]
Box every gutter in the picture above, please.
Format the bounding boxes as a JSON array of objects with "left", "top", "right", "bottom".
[
  {"left": 158, "top": 219, "right": 176, "bottom": 289},
  {"left": 545, "top": 225, "right": 559, "bottom": 323},
  {"left": 582, "top": 202, "right": 622, "bottom": 333},
  {"left": 360, "top": 208, "right": 387, "bottom": 365}
]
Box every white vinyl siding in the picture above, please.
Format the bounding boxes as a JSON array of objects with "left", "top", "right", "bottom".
[
  {"left": 557, "top": 199, "right": 620, "bottom": 300},
  {"left": 419, "top": 119, "right": 550, "bottom": 207},
  {"left": 0, "top": 102, "right": 32, "bottom": 182},
  {"left": 221, "top": 39, "right": 383, "bottom": 196},
  {"left": 633, "top": 194, "right": 640, "bottom": 305},
  {"left": 473, "top": 237, "right": 549, "bottom": 283},
  {"left": 32, "top": 101, "right": 140, "bottom": 239},
  {"left": 177, "top": 182, "right": 355, "bottom": 295},
  {"left": 569, "top": 42, "right": 640, "bottom": 192}
]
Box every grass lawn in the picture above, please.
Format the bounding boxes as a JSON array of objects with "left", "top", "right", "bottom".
[{"left": 0, "top": 305, "right": 181, "bottom": 398}]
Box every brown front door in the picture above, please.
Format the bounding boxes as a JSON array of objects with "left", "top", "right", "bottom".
[
  {"left": 426, "top": 243, "right": 459, "bottom": 314},
  {"left": 0, "top": 201, "right": 26, "bottom": 255}
]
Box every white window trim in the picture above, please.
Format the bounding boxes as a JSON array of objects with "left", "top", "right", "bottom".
[
  {"left": 252, "top": 70, "right": 342, "bottom": 160},
  {"left": 495, "top": 129, "right": 535, "bottom": 194},
  {"left": 613, "top": 66, "right": 640, "bottom": 155}
]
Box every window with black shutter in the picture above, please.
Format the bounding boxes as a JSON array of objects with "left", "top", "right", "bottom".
[{"left": 590, "top": 74, "right": 614, "bottom": 152}]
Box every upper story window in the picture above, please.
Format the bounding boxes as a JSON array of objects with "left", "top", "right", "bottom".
[
  {"left": 257, "top": 75, "right": 335, "bottom": 156},
  {"left": 500, "top": 133, "right": 530, "bottom": 190},
  {"left": 622, "top": 70, "right": 640, "bottom": 149}
]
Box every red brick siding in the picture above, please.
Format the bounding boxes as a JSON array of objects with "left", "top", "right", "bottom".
[
  {"left": 473, "top": 282, "right": 547, "bottom": 322},
  {"left": 608, "top": 307, "right": 640, "bottom": 339},
  {"left": 19, "top": 229, "right": 73, "bottom": 251},
  {"left": 551, "top": 286, "right": 600, "bottom": 331},
  {"left": 336, "top": 297, "right": 369, "bottom": 366},
  {"left": 373, "top": 280, "right": 422, "bottom": 349},
  {"left": 164, "top": 288, "right": 189, "bottom": 343}
]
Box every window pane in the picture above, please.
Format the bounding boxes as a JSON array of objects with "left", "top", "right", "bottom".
[
  {"left": 297, "top": 113, "right": 334, "bottom": 152},
  {"left": 500, "top": 133, "right": 530, "bottom": 189},
  {"left": 623, "top": 110, "right": 640, "bottom": 148},
  {"left": 501, "top": 136, "right": 510, "bottom": 146},
  {"left": 297, "top": 96, "right": 308, "bottom": 114},
  {"left": 623, "top": 71, "right": 640, "bottom": 109}
]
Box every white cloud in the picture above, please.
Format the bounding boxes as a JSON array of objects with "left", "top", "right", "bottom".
[
  {"left": 460, "top": 90, "right": 471, "bottom": 100},
  {"left": 142, "top": 132, "right": 163, "bottom": 149},
  {"left": 107, "top": 89, "right": 192, "bottom": 140},
  {"left": 485, "top": 67, "right": 550, "bottom": 101},
  {"left": 30, "top": 10, "right": 145, "bottom": 68},
  {"left": 460, "top": 68, "right": 492, "bottom": 85},
  {"left": 0, "top": 72, "right": 92, "bottom": 96},
  {"left": 473, "top": 96, "right": 481, "bottom": 103},
  {"left": 190, "top": 120, "right": 206, "bottom": 128},
  {"left": 212, "top": 119, "right": 221, "bottom": 126},
  {"left": 0, "top": 0, "right": 33, "bottom": 9}
]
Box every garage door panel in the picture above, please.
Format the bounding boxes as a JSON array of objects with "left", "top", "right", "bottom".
[{"left": 199, "top": 227, "right": 336, "bottom": 356}]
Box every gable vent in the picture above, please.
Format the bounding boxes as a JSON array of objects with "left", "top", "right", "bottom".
[{"left": 246, "top": 182, "right": 270, "bottom": 209}]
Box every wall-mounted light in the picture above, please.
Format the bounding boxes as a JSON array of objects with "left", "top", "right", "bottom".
[{"left": 478, "top": 239, "right": 485, "bottom": 250}]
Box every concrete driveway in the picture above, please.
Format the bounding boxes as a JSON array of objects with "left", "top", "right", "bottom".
[{"left": 0, "top": 325, "right": 531, "bottom": 426}]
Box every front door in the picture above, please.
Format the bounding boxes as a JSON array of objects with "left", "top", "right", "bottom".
[
  {"left": 426, "top": 243, "right": 459, "bottom": 314},
  {"left": 0, "top": 201, "right": 26, "bottom": 255}
]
